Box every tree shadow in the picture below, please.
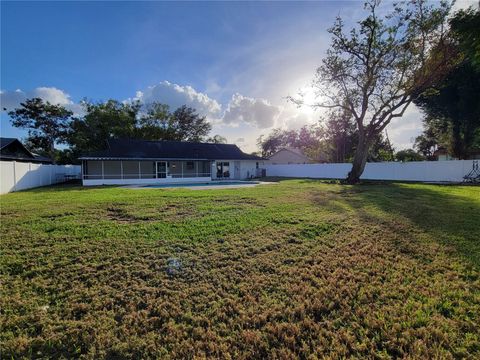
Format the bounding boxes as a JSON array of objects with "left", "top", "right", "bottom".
[{"left": 332, "top": 183, "right": 480, "bottom": 268}]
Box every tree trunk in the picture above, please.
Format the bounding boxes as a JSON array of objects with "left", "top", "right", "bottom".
[
  {"left": 49, "top": 141, "right": 56, "bottom": 164},
  {"left": 346, "top": 134, "right": 370, "bottom": 184}
]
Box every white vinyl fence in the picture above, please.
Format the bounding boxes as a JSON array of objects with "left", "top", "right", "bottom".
[
  {"left": 0, "top": 161, "right": 81, "bottom": 194},
  {"left": 265, "top": 160, "right": 476, "bottom": 183}
]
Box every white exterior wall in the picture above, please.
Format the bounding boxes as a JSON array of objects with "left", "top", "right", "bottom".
[
  {"left": 0, "top": 161, "right": 81, "bottom": 194},
  {"left": 239, "top": 160, "right": 261, "bottom": 179},
  {"left": 265, "top": 160, "right": 477, "bottom": 183}
]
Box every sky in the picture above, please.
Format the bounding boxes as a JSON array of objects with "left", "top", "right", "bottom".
[{"left": 1, "top": 0, "right": 476, "bottom": 153}]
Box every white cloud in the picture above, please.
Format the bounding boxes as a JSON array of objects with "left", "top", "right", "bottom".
[
  {"left": 31, "top": 87, "right": 72, "bottom": 105},
  {"left": 452, "top": 0, "right": 478, "bottom": 12},
  {"left": 133, "top": 81, "right": 221, "bottom": 118},
  {"left": 0, "top": 87, "right": 81, "bottom": 114},
  {"left": 222, "top": 93, "right": 281, "bottom": 129}
]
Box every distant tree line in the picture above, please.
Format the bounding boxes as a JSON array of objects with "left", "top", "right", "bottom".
[
  {"left": 7, "top": 99, "right": 225, "bottom": 164},
  {"left": 257, "top": 113, "right": 395, "bottom": 163}
]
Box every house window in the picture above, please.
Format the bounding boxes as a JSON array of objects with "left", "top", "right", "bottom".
[
  {"left": 186, "top": 161, "right": 194, "bottom": 170},
  {"left": 256, "top": 162, "right": 259, "bottom": 169}
]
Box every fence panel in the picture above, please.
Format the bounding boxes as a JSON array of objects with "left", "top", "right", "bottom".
[
  {"left": 0, "top": 161, "right": 81, "bottom": 194},
  {"left": 265, "top": 160, "right": 475, "bottom": 183}
]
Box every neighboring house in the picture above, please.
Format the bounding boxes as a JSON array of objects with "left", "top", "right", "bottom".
[
  {"left": 267, "top": 147, "right": 313, "bottom": 165},
  {"left": 79, "top": 138, "right": 264, "bottom": 186},
  {"left": 434, "top": 147, "right": 480, "bottom": 161},
  {"left": 0, "top": 137, "right": 53, "bottom": 164}
]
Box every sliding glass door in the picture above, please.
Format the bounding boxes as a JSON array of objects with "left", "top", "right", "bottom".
[
  {"left": 216, "top": 162, "right": 230, "bottom": 178},
  {"left": 156, "top": 161, "right": 167, "bottom": 178}
]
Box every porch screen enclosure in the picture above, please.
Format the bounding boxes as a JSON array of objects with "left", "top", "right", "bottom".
[{"left": 83, "top": 160, "right": 211, "bottom": 179}]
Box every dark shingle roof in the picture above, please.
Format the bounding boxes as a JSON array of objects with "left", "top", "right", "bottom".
[
  {"left": 0, "top": 137, "right": 18, "bottom": 150},
  {"left": 0, "top": 137, "right": 54, "bottom": 163},
  {"left": 79, "top": 139, "right": 263, "bottom": 161}
]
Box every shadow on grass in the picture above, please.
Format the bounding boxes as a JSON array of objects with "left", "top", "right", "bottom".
[
  {"left": 19, "top": 181, "right": 118, "bottom": 193},
  {"left": 338, "top": 183, "right": 480, "bottom": 268}
]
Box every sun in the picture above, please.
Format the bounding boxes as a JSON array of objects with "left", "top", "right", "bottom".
[{"left": 297, "top": 86, "right": 317, "bottom": 115}]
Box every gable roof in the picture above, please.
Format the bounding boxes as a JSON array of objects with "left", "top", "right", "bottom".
[
  {"left": 0, "top": 137, "right": 53, "bottom": 163},
  {"left": 269, "top": 147, "right": 311, "bottom": 161},
  {"left": 79, "top": 139, "right": 263, "bottom": 161},
  {"left": 0, "top": 137, "right": 22, "bottom": 150}
]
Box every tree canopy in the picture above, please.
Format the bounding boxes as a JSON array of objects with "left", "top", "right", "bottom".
[
  {"left": 8, "top": 98, "right": 73, "bottom": 160},
  {"left": 414, "top": 7, "right": 480, "bottom": 159},
  {"left": 9, "top": 99, "right": 215, "bottom": 164}
]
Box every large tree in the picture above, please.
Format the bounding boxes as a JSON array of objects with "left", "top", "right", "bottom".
[
  {"left": 67, "top": 99, "right": 141, "bottom": 157},
  {"left": 8, "top": 98, "right": 73, "bottom": 160},
  {"left": 297, "top": 0, "right": 455, "bottom": 183},
  {"left": 136, "top": 104, "right": 211, "bottom": 142},
  {"left": 414, "top": 7, "right": 480, "bottom": 159},
  {"left": 168, "top": 105, "right": 211, "bottom": 142}
]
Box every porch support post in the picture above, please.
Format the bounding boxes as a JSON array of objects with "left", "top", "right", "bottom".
[
  {"left": 120, "top": 161, "right": 123, "bottom": 179},
  {"left": 181, "top": 161, "right": 184, "bottom": 178},
  {"left": 196, "top": 161, "right": 198, "bottom": 177},
  {"left": 138, "top": 161, "right": 141, "bottom": 179},
  {"left": 101, "top": 160, "right": 104, "bottom": 180}
]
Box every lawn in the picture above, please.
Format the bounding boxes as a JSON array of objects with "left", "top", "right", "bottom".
[{"left": 1, "top": 180, "right": 479, "bottom": 359}]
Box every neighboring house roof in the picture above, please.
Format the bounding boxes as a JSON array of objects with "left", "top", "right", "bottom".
[
  {"left": 0, "top": 137, "right": 53, "bottom": 163},
  {"left": 268, "top": 147, "right": 312, "bottom": 162},
  {"left": 79, "top": 138, "right": 264, "bottom": 161},
  {"left": 433, "top": 147, "right": 480, "bottom": 159}
]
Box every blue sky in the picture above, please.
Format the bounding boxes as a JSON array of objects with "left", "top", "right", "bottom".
[{"left": 1, "top": 1, "right": 475, "bottom": 152}]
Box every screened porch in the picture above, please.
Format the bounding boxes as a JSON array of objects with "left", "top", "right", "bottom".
[{"left": 82, "top": 160, "right": 212, "bottom": 180}]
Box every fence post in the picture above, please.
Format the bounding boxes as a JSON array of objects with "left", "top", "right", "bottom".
[{"left": 13, "top": 161, "right": 17, "bottom": 192}]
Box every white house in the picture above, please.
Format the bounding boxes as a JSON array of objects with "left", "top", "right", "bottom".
[
  {"left": 267, "top": 147, "right": 313, "bottom": 165},
  {"left": 79, "top": 139, "right": 264, "bottom": 186}
]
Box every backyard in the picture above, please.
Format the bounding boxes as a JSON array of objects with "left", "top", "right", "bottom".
[{"left": 1, "top": 180, "right": 479, "bottom": 359}]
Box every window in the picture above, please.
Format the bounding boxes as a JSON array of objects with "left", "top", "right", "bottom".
[{"left": 186, "top": 161, "right": 194, "bottom": 170}]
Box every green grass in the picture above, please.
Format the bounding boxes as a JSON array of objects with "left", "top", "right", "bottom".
[{"left": 1, "top": 180, "right": 479, "bottom": 359}]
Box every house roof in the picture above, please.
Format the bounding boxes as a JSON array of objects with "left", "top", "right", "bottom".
[
  {"left": 0, "top": 137, "right": 53, "bottom": 163},
  {"left": 79, "top": 138, "right": 264, "bottom": 161},
  {"left": 269, "top": 147, "right": 311, "bottom": 160},
  {"left": 0, "top": 137, "right": 19, "bottom": 150}
]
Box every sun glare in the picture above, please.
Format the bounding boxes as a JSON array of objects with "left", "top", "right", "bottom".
[{"left": 298, "top": 86, "right": 317, "bottom": 115}]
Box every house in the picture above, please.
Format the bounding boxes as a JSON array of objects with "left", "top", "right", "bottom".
[
  {"left": 0, "top": 137, "right": 53, "bottom": 164},
  {"left": 434, "top": 147, "right": 480, "bottom": 161},
  {"left": 79, "top": 138, "right": 264, "bottom": 186},
  {"left": 267, "top": 147, "right": 313, "bottom": 165}
]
